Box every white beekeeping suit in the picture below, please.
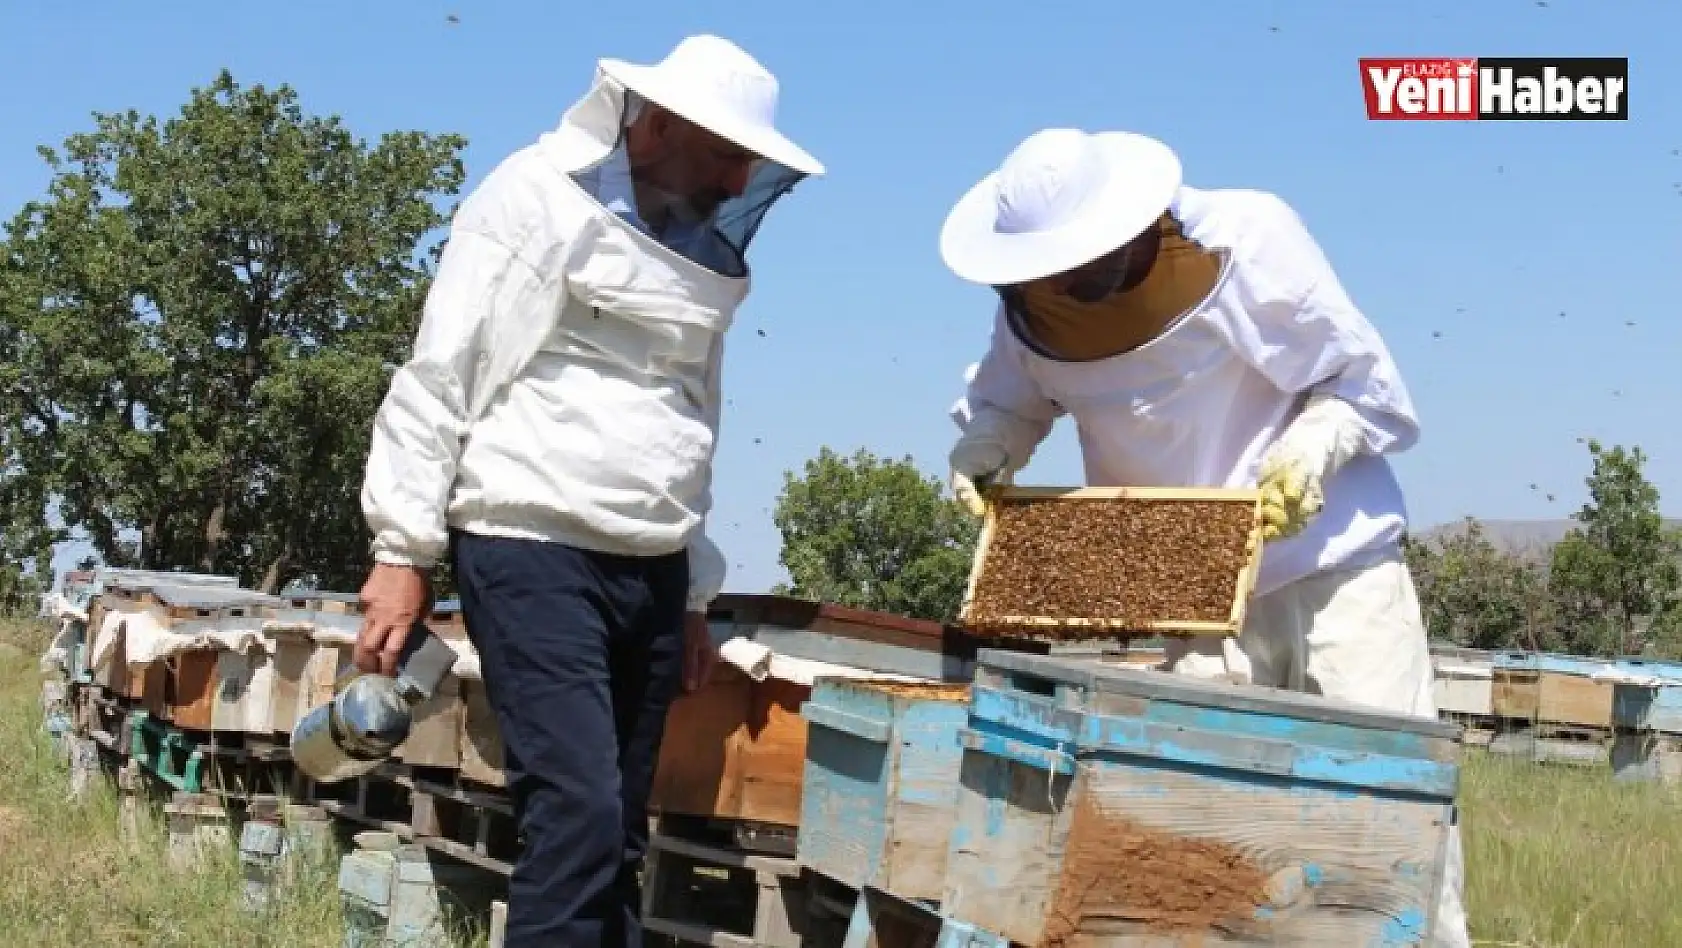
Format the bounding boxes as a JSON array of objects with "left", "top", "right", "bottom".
[
  {"left": 360, "top": 36, "right": 823, "bottom": 614},
  {"left": 938, "top": 128, "right": 1469, "bottom": 948}
]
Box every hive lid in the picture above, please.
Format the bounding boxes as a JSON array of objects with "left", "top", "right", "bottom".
[
  {"left": 710, "top": 594, "right": 950, "bottom": 641},
  {"left": 975, "top": 648, "right": 1464, "bottom": 740},
  {"left": 106, "top": 582, "right": 284, "bottom": 611},
  {"left": 1493, "top": 651, "right": 1622, "bottom": 678},
  {"left": 276, "top": 590, "right": 361, "bottom": 607},
  {"left": 1612, "top": 658, "right": 1682, "bottom": 683},
  {"left": 98, "top": 568, "right": 239, "bottom": 590}
]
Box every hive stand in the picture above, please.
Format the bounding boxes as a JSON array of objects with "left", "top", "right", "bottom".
[
  {"left": 307, "top": 761, "right": 521, "bottom": 878},
  {"left": 641, "top": 815, "right": 808, "bottom": 948},
  {"left": 840, "top": 886, "right": 1009, "bottom": 947},
  {"left": 1610, "top": 675, "right": 1682, "bottom": 784},
  {"left": 164, "top": 792, "right": 234, "bottom": 871},
  {"left": 337, "top": 833, "right": 505, "bottom": 948}
]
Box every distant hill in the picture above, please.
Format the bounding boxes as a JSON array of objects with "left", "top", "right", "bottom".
[{"left": 1416, "top": 518, "right": 1682, "bottom": 559}]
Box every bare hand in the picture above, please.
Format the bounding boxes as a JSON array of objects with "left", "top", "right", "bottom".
[
  {"left": 354, "top": 564, "right": 434, "bottom": 676},
  {"left": 682, "top": 611, "right": 717, "bottom": 693}
]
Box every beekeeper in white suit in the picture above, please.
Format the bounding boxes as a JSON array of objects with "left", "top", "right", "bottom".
[
  {"left": 353, "top": 35, "right": 822, "bottom": 946},
  {"left": 939, "top": 128, "right": 1469, "bottom": 947}
]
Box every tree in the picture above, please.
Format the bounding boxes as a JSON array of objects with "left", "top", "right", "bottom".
[
  {"left": 1548, "top": 440, "right": 1682, "bottom": 656},
  {"left": 772, "top": 447, "right": 980, "bottom": 623},
  {"left": 1404, "top": 519, "right": 1554, "bottom": 651},
  {"left": 0, "top": 71, "right": 467, "bottom": 593}
]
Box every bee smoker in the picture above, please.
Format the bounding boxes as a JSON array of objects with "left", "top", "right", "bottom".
[{"left": 290, "top": 619, "right": 460, "bottom": 784}]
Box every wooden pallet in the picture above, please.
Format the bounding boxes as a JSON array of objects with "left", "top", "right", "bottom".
[
  {"left": 121, "top": 710, "right": 298, "bottom": 796},
  {"left": 642, "top": 824, "right": 808, "bottom": 948},
  {"left": 840, "top": 885, "right": 1009, "bottom": 948},
  {"left": 309, "top": 762, "right": 520, "bottom": 877},
  {"left": 658, "top": 813, "right": 800, "bottom": 859},
  {"left": 959, "top": 485, "right": 1265, "bottom": 638}
]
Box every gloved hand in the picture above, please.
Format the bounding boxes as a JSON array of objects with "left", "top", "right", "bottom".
[
  {"left": 949, "top": 433, "right": 1013, "bottom": 518},
  {"left": 1256, "top": 395, "right": 1367, "bottom": 542}
]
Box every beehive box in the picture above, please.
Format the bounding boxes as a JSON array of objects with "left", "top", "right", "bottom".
[
  {"left": 650, "top": 662, "right": 811, "bottom": 828},
  {"left": 397, "top": 674, "right": 464, "bottom": 770},
  {"left": 1610, "top": 660, "right": 1682, "bottom": 734},
  {"left": 210, "top": 647, "right": 279, "bottom": 734},
  {"left": 796, "top": 679, "right": 970, "bottom": 902},
  {"left": 266, "top": 627, "right": 318, "bottom": 738},
  {"left": 649, "top": 595, "right": 986, "bottom": 828},
  {"left": 959, "top": 486, "right": 1265, "bottom": 639},
  {"left": 457, "top": 676, "right": 506, "bottom": 788},
  {"left": 1433, "top": 660, "right": 1493, "bottom": 718},
  {"left": 1490, "top": 668, "right": 1539, "bottom": 722},
  {"left": 261, "top": 592, "right": 357, "bottom": 738},
  {"left": 943, "top": 649, "right": 1463, "bottom": 946},
  {"left": 99, "top": 583, "right": 283, "bottom": 731},
  {"left": 1491, "top": 668, "right": 1613, "bottom": 730}
]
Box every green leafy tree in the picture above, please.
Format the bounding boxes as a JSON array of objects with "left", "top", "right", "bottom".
[
  {"left": 772, "top": 447, "right": 980, "bottom": 622},
  {"left": 1403, "top": 519, "right": 1554, "bottom": 651},
  {"left": 0, "top": 70, "right": 466, "bottom": 593},
  {"left": 1548, "top": 440, "right": 1682, "bottom": 656}
]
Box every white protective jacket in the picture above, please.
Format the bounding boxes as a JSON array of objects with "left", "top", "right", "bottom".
[
  {"left": 952, "top": 187, "right": 1420, "bottom": 598},
  {"left": 361, "top": 72, "right": 806, "bottom": 612}
]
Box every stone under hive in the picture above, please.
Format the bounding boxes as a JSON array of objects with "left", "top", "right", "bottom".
[{"left": 959, "top": 486, "right": 1266, "bottom": 640}]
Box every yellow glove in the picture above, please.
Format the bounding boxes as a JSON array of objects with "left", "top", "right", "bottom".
[
  {"left": 1256, "top": 394, "right": 1365, "bottom": 542},
  {"left": 1256, "top": 454, "right": 1324, "bottom": 542},
  {"left": 952, "top": 468, "right": 1012, "bottom": 518}
]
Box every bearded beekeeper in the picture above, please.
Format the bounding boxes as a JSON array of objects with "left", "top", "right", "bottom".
[
  {"left": 352, "top": 36, "right": 823, "bottom": 946},
  {"left": 940, "top": 128, "right": 1469, "bottom": 947}
]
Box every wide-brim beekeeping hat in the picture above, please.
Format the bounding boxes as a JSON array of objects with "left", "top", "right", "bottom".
[{"left": 940, "top": 128, "right": 1182, "bottom": 286}]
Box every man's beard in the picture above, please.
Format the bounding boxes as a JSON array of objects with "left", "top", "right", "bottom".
[{"left": 632, "top": 163, "right": 728, "bottom": 232}]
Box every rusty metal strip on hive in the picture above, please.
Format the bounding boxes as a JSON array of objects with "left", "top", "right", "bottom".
[{"left": 957, "top": 485, "right": 1266, "bottom": 638}]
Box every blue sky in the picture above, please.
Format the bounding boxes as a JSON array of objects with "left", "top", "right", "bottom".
[{"left": 3, "top": 0, "right": 1678, "bottom": 594}]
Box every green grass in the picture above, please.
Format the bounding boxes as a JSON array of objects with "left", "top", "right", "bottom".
[
  {"left": 0, "top": 618, "right": 500, "bottom": 947},
  {"left": 5, "top": 617, "right": 1682, "bottom": 946},
  {"left": 1461, "top": 752, "right": 1682, "bottom": 946},
  {"left": 0, "top": 619, "right": 346, "bottom": 947}
]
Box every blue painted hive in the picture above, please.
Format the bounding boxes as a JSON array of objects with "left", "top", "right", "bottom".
[
  {"left": 942, "top": 649, "right": 1464, "bottom": 947},
  {"left": 798, "top": 678, "right": 972, "bottom": 903},
  {"left": 1610, "top": 659, "right": 1682, "bottom": 734}
]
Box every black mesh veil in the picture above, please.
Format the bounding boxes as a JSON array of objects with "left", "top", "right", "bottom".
[{"left": 569, "top": 91, "right": 808, "bottom": 279}]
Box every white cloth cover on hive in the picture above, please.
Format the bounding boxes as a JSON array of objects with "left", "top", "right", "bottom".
[
  {"left": 717, "top": 636, "right": 932, "bottom": 686},
  {"left": 90, "top": 602, "right": 274, "bottom": 668}
]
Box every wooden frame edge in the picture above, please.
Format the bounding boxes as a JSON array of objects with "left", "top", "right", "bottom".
[
  {"left": 966, "top": 617, "right": 1238, "bottom": 635},
  {"left": 994, "top": 485, "right": 1262, "bottom": 502},
  {"left": 1226, "top": 493, "right": 1267, "bottom": 631},
  {"left": 957, "top": 498, "right": 1002, "bottom": 626}
]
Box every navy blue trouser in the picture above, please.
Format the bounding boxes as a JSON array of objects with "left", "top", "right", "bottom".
[{"left": 451, "top": 529, "right": 688, "bottom": 947}]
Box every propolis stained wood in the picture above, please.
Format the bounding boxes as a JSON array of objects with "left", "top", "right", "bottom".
[
  {"left": 960, "top": 486, "right": 1265, "bottom": 639},
  {"left": 946, "top": 649, "right": 1464, "bottom": 945}
]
